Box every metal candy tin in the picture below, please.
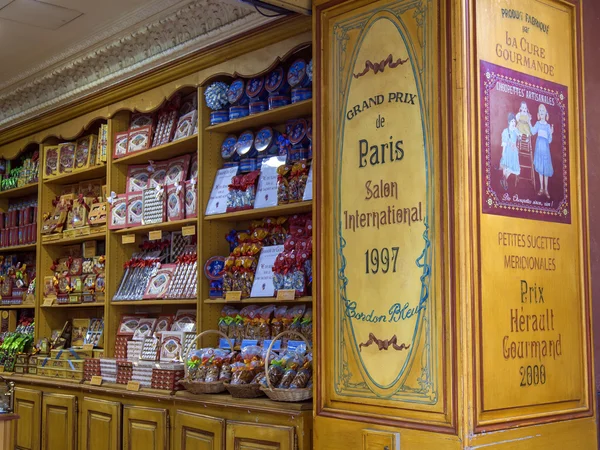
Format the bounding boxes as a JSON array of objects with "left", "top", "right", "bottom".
[
  {"left": 221, "top": 135, "right": 239, "bottom": 161},
  {"left": 235, "top": 130, "right": 257, "bottom": 158},
  {"left": 291, "top": 87, "right": 312, "bottom": 103},
  {"left": 288, "top": 118, "right": 308, "bottom": 146},
  {"left": 246, "top": 76, "right": 267, "bottom": 100},
  {"left": 229, "top": 106, "right": 249, "bottom": 121},
  {"left": 265, "top": 66, "right": 290, "bottom": 94},
  {"left": 227, "top": 79, "right": 249, "bottom": 106},
  {"left": 268, "top": 95, "right": 290, "bottom": 110},
  {"left": 255, "top": 127, "right": 280, "bottom": 155},
  {"left": 287, "top": 59, "right": 311, "bottom": 88},
  {"left": 239, "top": 158, "right": 257, "bottom": 173},
  {"left": 249, "top": 101, "right": 268, "bottom": 115},
  {"left": 223, "top": 162, "right": 240, "bottom": 169},
  {"left": 210, "top": 110, "right": 229, "bottom": 125},
  {"left": 204, "top": 256, "right": 226, "bottom": 281}
]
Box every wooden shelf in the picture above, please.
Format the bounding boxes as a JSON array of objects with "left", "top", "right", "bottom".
[
  {"left": 113, "top": 135, "right": 198, "bottom": 165},
  {"left": 205, "top": 100, "right": 312, "bottom": 134},
  {"left": 0, "top": 243, "right": 37, "bottom": 253},
  {"left": 0, "top": 182, "right": 38, "bottom": 199},
  {"left": 42, "top": 303, "right": 105, "bottom": 308},
  {"left": 204, "top": 296, "right": 312, "bottom": 304},
  {"left": 205, "top": 201, "right": 312, "bottom": 222},
  {"left": 44, "top": 165, "right": 107, "bottom": 185},
  {"left": 0, "top": 304, "right": 35, "bottom": 309},
  {"left": 114, "top": 218, "right": 197, "bottom": 235},
  {"left": 111, "top": 299, "right": 197, "bottom": 306},
  {"left": 42, "top": 231, "right": 106, "bottom": 246}
]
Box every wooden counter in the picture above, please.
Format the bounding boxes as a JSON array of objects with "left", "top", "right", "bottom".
[{"left": 6, "top": 374, "right": 312, "bottom": 450}]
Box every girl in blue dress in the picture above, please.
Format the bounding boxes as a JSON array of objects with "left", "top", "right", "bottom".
[
  {"left": 500, "top": 112, "right": 520, "bottom": 191},
  {"left": 530, "top": 104, "right": 554, "bottom": 199}
]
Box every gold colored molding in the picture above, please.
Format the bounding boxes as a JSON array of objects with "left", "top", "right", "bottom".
[{"left": 0, "top": 15, "right": 311, "bottom": 149}]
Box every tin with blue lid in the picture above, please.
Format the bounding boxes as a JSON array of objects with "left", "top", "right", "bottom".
[
  {"left": 249, "top": 101, "right": 268, "bottom": 115},
  {"left": 289, "top": 118, "right": 308, "bottom": 147},
  {"left": 236, "top": 130, "right": 257, "bottom": 159},
  {"left": 292, "top": 87, "right": 312, "bottom": 104},
  {"left": 221, "top": 135, "right": 240, "bottom": 161},
  {"left": 239, "top": 158, "right": 257, "bottom": 173},
  {"left": 255, "top": 126, "right": 280, "bottom": 156},
  {"left": 288, "top": 59, "right": 311, "bottom": 88},
  {"left": 229, "top": 106, "right": 249, "bottom": 121},
  {"left": 223, "top": 162, "right": 239, "bottom": 169},
  {"left": 265, "top": 66, "right": 290, "bottom": 95},
  {"left": 227, "top": 79, "right": 249, "bottom": 106},
  {"left": 268, "top": 95, "right": 290, "bottom": 110},
  {"left": 246, "top": 76, "right": 267, "bottom": 101},
  {"left": 210, "top": 110, "right": 229, "bottom": 125}
]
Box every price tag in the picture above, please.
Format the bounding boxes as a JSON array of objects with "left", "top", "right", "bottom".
[
  {"left": 276, "top": 290, "right": 296, "bottom": 301},
  {"left": 250, "top": 246, "right": 283, "bottom": 298},
  {"left": 90, "top": 376, "right": 103, "bottom": 386},
  {"left": 225, "top": 291, "right": 242, "bottom": 302},
  {"left": 206, "top": 167, "right": 238, "bottom": 215},
  {"left": 148, "top": 230, "right": 162, "bottom": 241},
  {"left": 219, "top": 338, "right": 232, "bottom": 349},
  {"left": 241, "top": 339, "right": 258, "bottom": 348},
  {"left": 126, "top": 381, "right": 141, "bottom": 392},
  {"left": 182, "top": 225, "right": 196, "bottom": 237},
  {"left": 263, "top": 340, "right": 282, "bottom": 351},
  {"left": 43, "top": 297, "right": 55, "bottom": 307},
  {"left": 122, "top": 234, "right": 136, "bottom": 244},
  {"left": 82, "top": 344, "right": 94, "bottom": 351},
  {"left": 287, "top": 340, "right": 307, "bottom": 352}
]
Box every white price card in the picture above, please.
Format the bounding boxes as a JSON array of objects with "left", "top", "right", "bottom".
[
  {"left": 250, "top": 245, "right": 284, "bottom": 298},
  {"left": 302, "top": 163, "right": 313, "bottom": 201},
  {"left": 205, "top": 167, "right": 238, "bottom": 215},
  {"left": 254, "top": 156, "right": 287, "bottom": 209}
]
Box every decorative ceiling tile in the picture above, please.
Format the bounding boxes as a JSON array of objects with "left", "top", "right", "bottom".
[{"left": 0, "top": 0, "right": 272, "bottom": 131}]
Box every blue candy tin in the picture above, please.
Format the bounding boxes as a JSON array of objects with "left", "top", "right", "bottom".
[
  {"left": 204, "top": 256, "right": 226, "bottom": 281},
  {"left": 246, "top": 76, "right": 267, "bottom": 101},
  {"left": 249, "top": 101, "right": 268, "bottom": 115},
  {"left": 288, "top": 59, "right": 311, "bottom": 88},
  {"left": 227, "top": 78, "right": 249, "bottom": 106},
  {"left": 223, "top": 162, "right": 240, "bottom": 169},
  {"left": 289, "top": 118, "right": 308, "bottom": 148},
  {"left": 255, "top": 126, "right": 280, "bottom": 156},
  {"left": 289, "top": 146, "right": 308, "bottom": 162},
  {"left": 221, "top": 135, "right": 240, "bottom": 162},
  {"left": 268, "top": 95, "right": 290, "bottom": 110},
  {"left": 210, "top": 110, "right": 229, "bottom": 125},
  {"left": 229, "top": 106, "right": 249, "bottom": 121},
  {"left": 291, "top": 87, "right": 312, "bottom": 104},
  {"left": 236, "top": 130, "right": 257, "bottom": 159},
  {"left": 265, "top": 66, "right": 290, "bottom": 95},
  {"left": 239, "top": 158, "right": 257, "bottom": 173}
]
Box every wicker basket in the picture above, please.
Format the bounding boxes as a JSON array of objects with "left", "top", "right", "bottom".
[
  {"left": 178, "top": 330, "right": 233, "bottom": 395},
  {"left": 225, "top": 382, "right": 265, "bottom": 398},
  {"left": 260, "top": 330, "right": 312, "bottom": 402}
]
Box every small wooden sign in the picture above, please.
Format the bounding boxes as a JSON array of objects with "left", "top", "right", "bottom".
[
  {"left": 43, "top": 297, "right": 55, "bottom": 307},
  {"left": 90, "top": 376, "right": 103, "bottom": 386},
  {"left": 82, "top": 344, "right": 94, "bottom": 351},
  {"left": 225, "top": 291, "right": 242, "bottom": 302},
  {"left": 126, "top": 381, "right": 141, "bottom": 392},
  {"left": 122, "top": 234, "right": 136, "bottom": 244},
  {"left": 182, "top": 225, "right": 196, "bottom": 237},
  {"left": 276, "top": 290, "right": 296, "bottom": 301},
  {"left": 148, "top": 230, "right": 162, "bottom": 241}
]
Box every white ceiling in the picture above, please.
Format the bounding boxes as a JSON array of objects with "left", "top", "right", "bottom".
[{"left": 0, "top": 0, "right": 194, "bottom": 88}]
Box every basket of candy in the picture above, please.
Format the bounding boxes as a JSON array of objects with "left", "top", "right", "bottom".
[
  {"left": 224, "top": 344, "right": 266, "bottom": 399},
  {"left": 179, "top": 330, "right": 234, "bottom": 395},
  {"left": 260, "top": 330, "right": 312, "bottom": 402}
]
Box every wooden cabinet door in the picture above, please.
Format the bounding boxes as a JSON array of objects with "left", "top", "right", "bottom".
[
  {"left": 81, "top": 397, "right": 121, "bottom": 450},
  {"left": 41, "top": 393, "right": 77, "bottom": 450},
  {"left": 123, "top": 405, "right": 169, "bottom": 450},
  {"left": 226, "top": 422, "right": 295, "bottom": 450},
  {"left": 13, "top": 388, "right": 41, "bottom": 450},
  {"left": 173, "top": 410, "right": 225, "bottom": 450}
]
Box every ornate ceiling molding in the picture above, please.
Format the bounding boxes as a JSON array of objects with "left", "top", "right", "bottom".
[{"left": 0, "top": 0, "right": 272, "bottom": 131}]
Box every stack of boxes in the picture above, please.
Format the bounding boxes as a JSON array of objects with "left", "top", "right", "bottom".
[{"left": 0, "top": 197, "right": 37, "bottom": 247}]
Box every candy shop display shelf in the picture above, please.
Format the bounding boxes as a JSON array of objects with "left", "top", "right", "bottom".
[
  {"left": 42, "top": 230, "right": 106, "bottom": 246},
  {"left": 205, "top": 99, "right": 312, "bottom": 134},
  {"left": 114, "top": 218, "right": 197, "bottom": 235},
  {"left": 0, "top": 304, "right": 35, "bottom": 309},
  {"left": 0, "top": 182, "right": 38, "bottom": 199},
  {"left": 205, "top": 201, "right": 313, "bottom": 222},
  {"left": 110, "top": 299, "right": 198, "bottom": 306},
  {"left": 0, "top": 243, "right": 37, "bottom": 253},
  {"left": 41, "top": 302, "right": 105, "bottom": 308},
  {"left": 43, "top": 165, "right": 107, "bottom": 185},
  {"left": 204, "top": 296, "right": 312, "bottom": 305},
  {"left": 113, "top": 134, "right": 198, "bottom": 165}
]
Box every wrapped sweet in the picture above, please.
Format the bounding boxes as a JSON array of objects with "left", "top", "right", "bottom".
[
  {"left": 205, "top": 82, "right": 230, "bottom": 125},
  {"left": 284, "top": 305, "right": 306, "bottom": 346},
  {"left": 290, "top": 355, "right": 312, "bottom": 389},
  {"left": 219, "top": 306, "right": 238, "bottom": 338},
  {"left": 301, "top": 307, "right": 313, "bottom": 343},
  {"left": 271, "top": 305, "right": 288, "bottom": 337},
  {"left": 277, "top": 165, "right": 291, "bottom": 204},
  {"left": 258, "top": 304, "right": 276, "bottom": 343}
]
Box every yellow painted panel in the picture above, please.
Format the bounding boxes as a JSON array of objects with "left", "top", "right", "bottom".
[{"left": 13, "top": 388, "right": 41, "bottom": 450}]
